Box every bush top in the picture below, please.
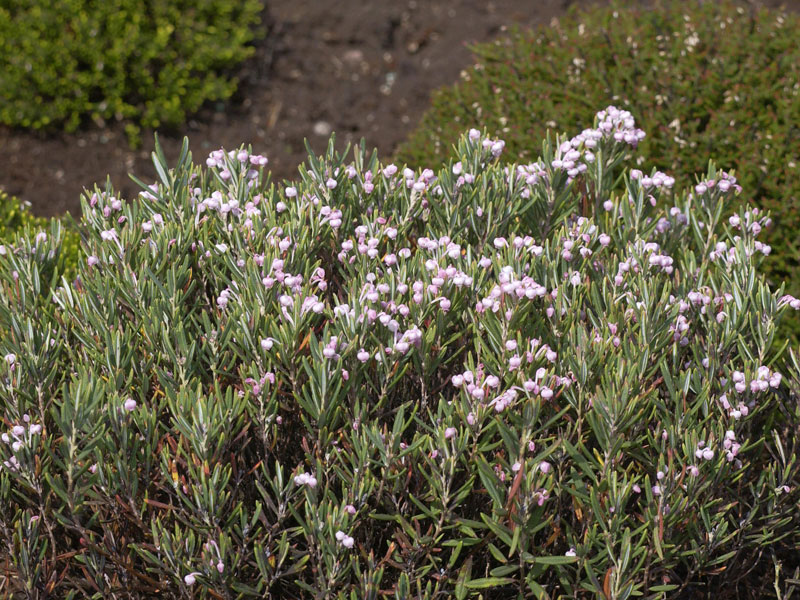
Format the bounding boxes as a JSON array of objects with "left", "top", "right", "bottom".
[{"left": 397, "top": 0, "right": 800, "bottom": 337}]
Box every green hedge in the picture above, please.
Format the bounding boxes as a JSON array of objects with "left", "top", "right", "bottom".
[
  {"left": 0, "top": 0, "right": 265, "bottom": 144},
  {"left": 398, "top": 0, "right": 800, "bottom": 338}
]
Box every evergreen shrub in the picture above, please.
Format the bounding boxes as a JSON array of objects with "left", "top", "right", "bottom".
[
  {"left": 0, "top": 0, "right": 265, "bottom": 144},
  {"left": 0, "top": 190, "right": 80, "bottom": 282},
  {"left": 2, "top": 109, "right": 800, "bottom": 598}
]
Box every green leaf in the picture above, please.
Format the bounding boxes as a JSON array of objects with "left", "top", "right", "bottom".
[{"left": 465, "top": 577, "right": 515, "bottom": 589}]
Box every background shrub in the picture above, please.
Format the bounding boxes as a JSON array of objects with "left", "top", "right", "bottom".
[
  {"left": 0, "top": 190, "right": 81, "bottom": 281},
  {"left": 0, "top": 0, "right": 266, "bottom": 144},
  {"left": 397, "top": 0, "right": 800, "bottom": 339},
  {"left": 0, "top": 191, "right": 40, "bottom": 242},
  {"left": 2, "top": 110, "right": 799, "bottom": 597}
]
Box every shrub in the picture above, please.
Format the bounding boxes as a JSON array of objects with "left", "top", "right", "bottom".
[
  {"left": 397, "top": 0, "right": 800, "bottom": 340},
  {"left": 0, "top": 192, "right": 40, "bottom": 242},
  {"left": 0, "top": 190, "right": 81, "bottom": 282},
  {"left": 0, "top": 0, "right": 265, "bottom": 144},
  {"left": 1, "top": 109, "right": 799, "bottom": 598}
]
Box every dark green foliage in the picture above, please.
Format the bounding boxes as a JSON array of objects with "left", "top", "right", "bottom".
[
  {"left": 397, "top": 0, "right": 800, "bottom": 338},
  {"left": 0, "top": 0, "right": 265, "bottom": 144}
]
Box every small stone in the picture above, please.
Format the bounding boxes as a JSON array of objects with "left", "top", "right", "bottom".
[
  {"left": 313, "top": 121, "right": 332, "bottom": 136},
  {"left": 342, "top": 49, "right": 364, "bottom": 66}
]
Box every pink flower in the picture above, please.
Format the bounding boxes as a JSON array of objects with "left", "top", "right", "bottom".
[
  {"left": 294, "top": 472, "right": 318, "bottom": 488},
  {"left": 124, "top": 398, "right": 137, "bottom": 411},
  {"left": 444, "top": 427, "right": 457, "bottom": 440}
]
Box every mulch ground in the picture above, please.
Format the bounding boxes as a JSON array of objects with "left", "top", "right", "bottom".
[{"left": 1, "top": 0, "right": 797, "bottom": 218}]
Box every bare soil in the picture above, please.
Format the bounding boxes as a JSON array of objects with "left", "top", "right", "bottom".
[{"left": 1, "top": 0, "right": 797, "bottom": 218}]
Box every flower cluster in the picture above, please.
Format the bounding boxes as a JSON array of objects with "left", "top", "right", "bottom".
[
  {"left": 1, "top": 416, "right": 42, "bottom": 472},
  {"left": 335, "top": 530, "right": 355, "bottom": 549},
  {"left": 1, "top": 421, "right": 40, "bottom": 451},
  {"left": 293, "top": 471, "right": 318, "bottom": 488}
]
